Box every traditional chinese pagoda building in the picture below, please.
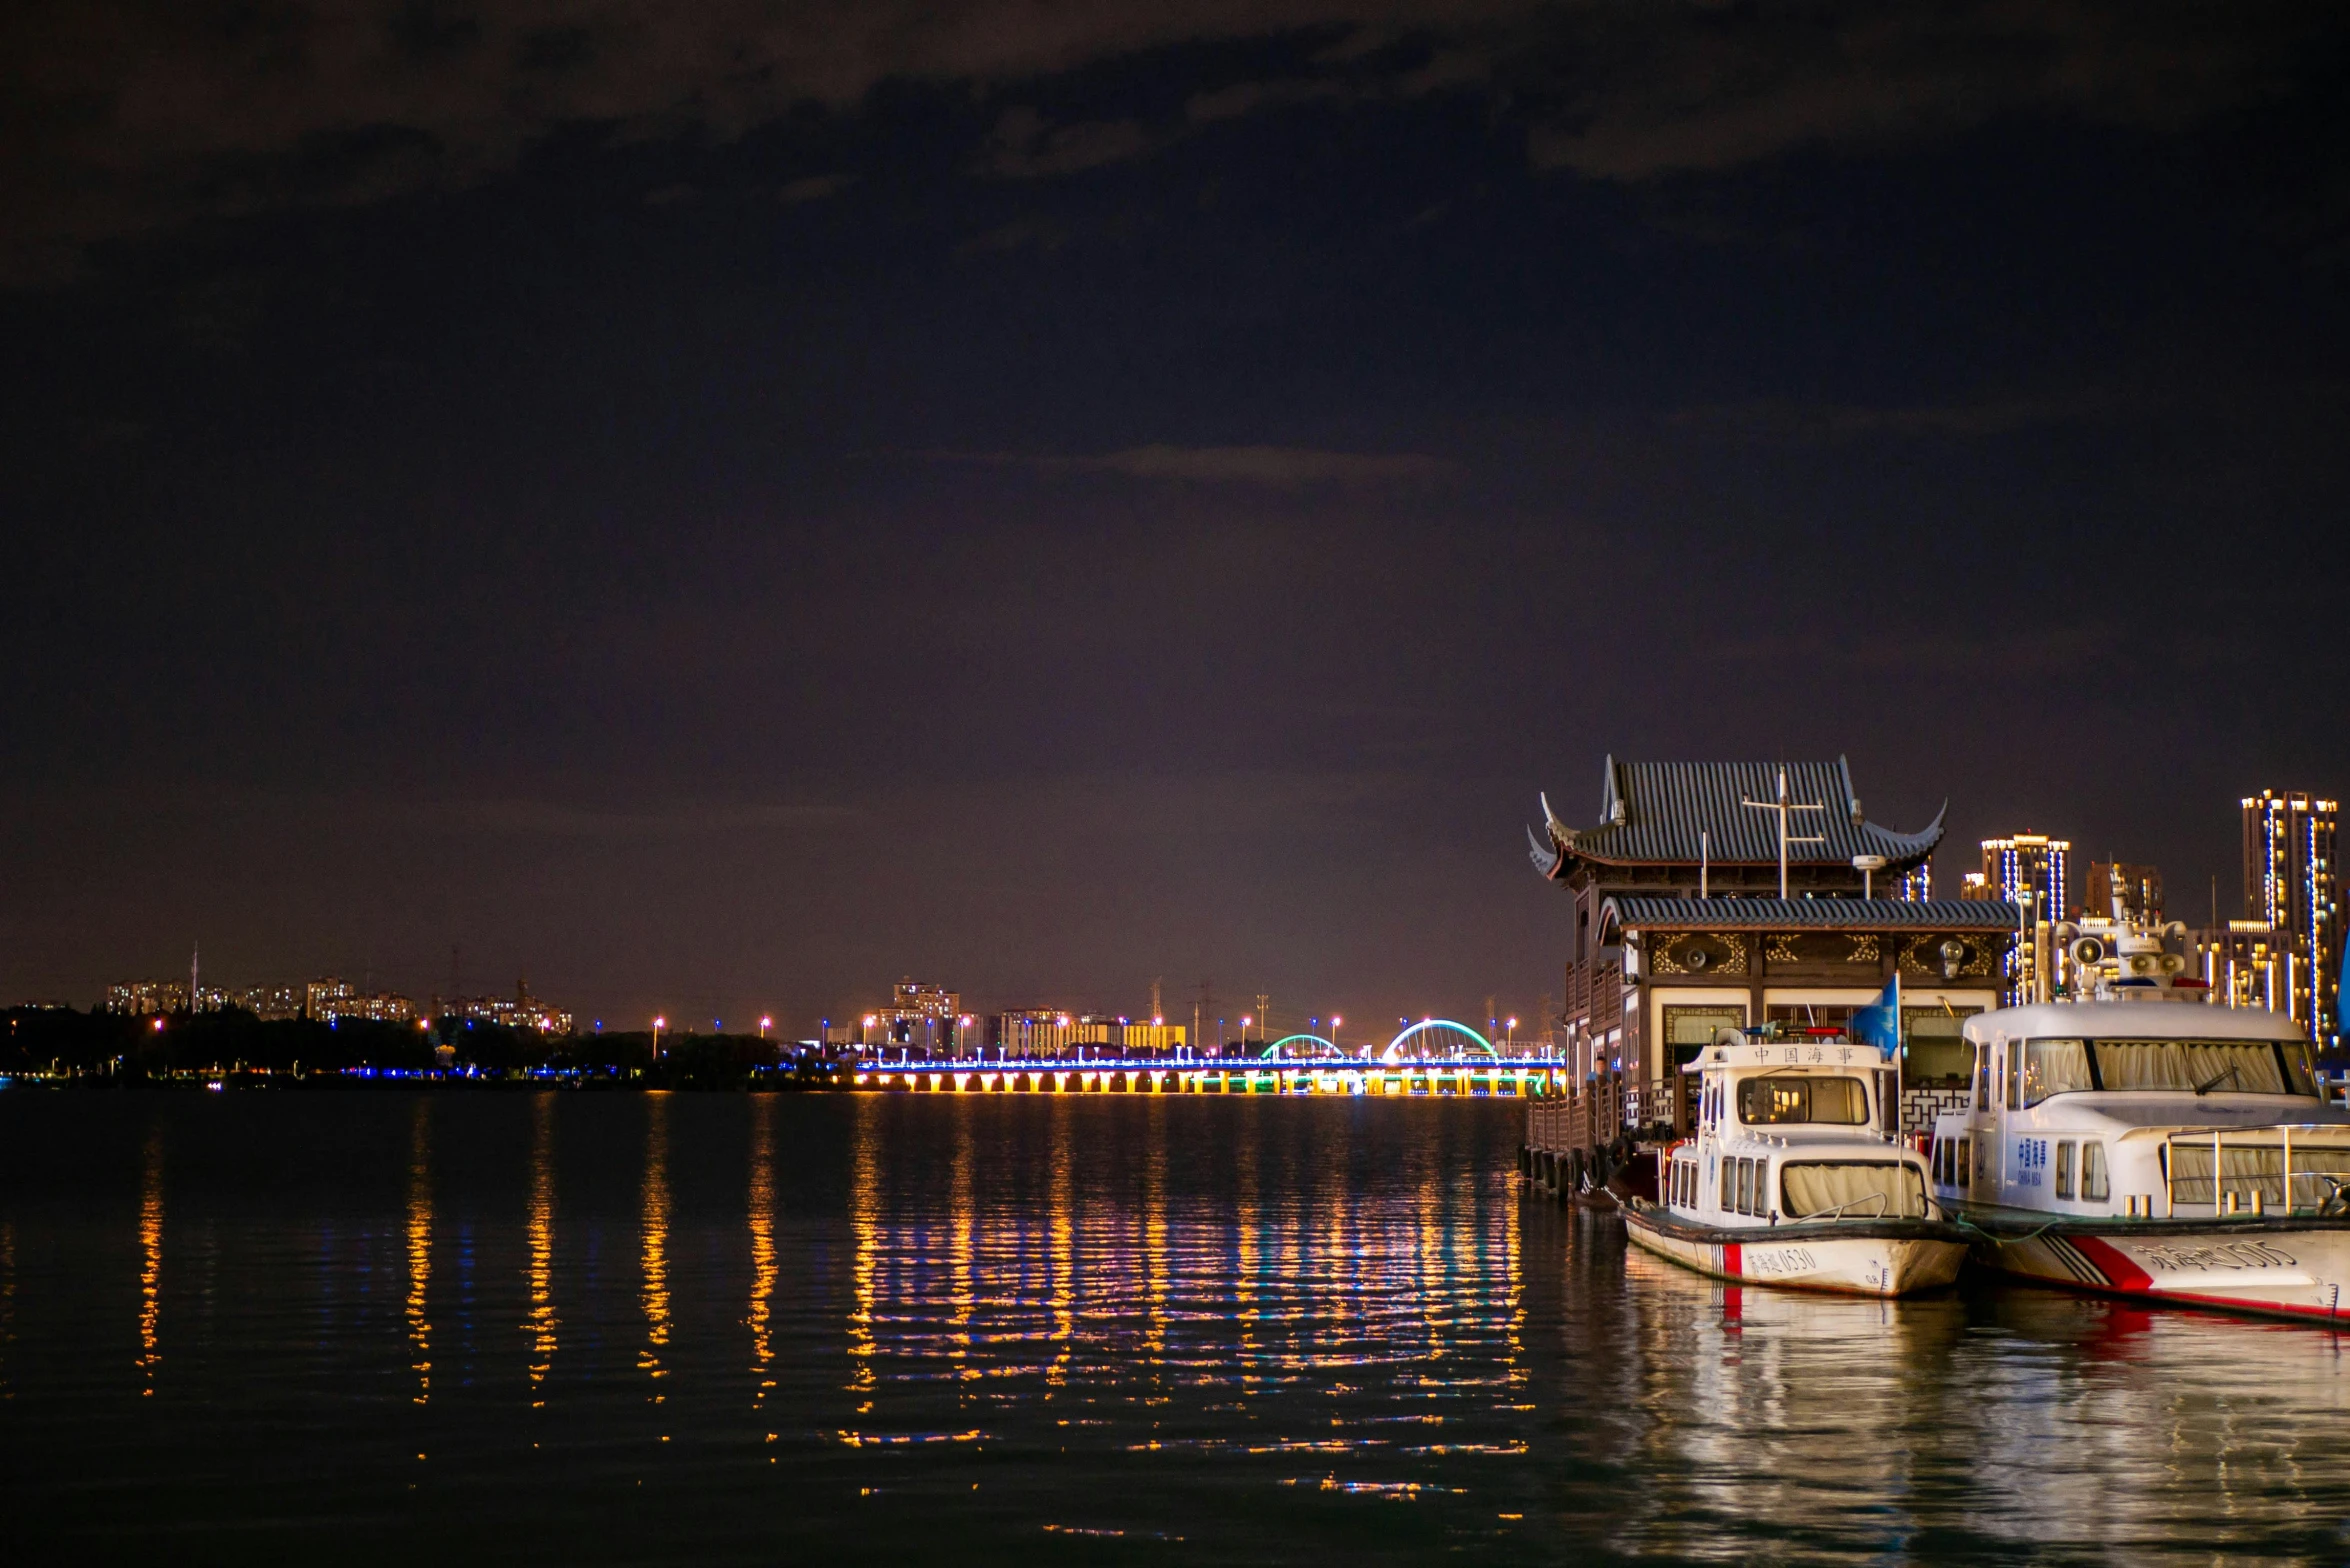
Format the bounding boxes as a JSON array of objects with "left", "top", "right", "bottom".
[{"left": 1525, "top": 758, "right": 2018, "bottom": 1165}]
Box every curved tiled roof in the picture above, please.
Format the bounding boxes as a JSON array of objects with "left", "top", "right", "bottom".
[
  {"left": 1601, "top": 897, "right": 2021, "bottom": 934},
  {"left": 1531, "top": 756, "right": 1943, "bottom": 875}
]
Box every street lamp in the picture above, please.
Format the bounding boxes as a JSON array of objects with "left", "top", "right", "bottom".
[
  {"left": 1507, "top": 1017, "right": 1518, "bottom": 1050},
  {"left": 1331, "top": 1014, "right": 1342, "bottom": 1054},
  {"left": 653, "top": 1015, "right": 666, "bottom": 1059},
  {"left": 759, "top": 1015, "right": 772, "bottom": 1038}
]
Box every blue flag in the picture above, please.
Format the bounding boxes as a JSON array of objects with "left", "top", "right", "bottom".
[{"left": 1853, "top": 973, "right": 1901, "bottom": 1059}]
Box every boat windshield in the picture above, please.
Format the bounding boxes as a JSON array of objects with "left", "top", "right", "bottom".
[
  {"left": 2026, "top": 1037, "right": 2318, "bottom": 1098},
  {"left": 1738, "top": 1075, "right": 1869, "bottom": 1126},
  {"left": 1781, "top": 1161, "right": 1928, "bottom": 1220}
]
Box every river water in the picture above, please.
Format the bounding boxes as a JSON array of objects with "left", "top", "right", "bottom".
[{"left": 4, "top": 1091, "right": 2349, "bottom": 1564}]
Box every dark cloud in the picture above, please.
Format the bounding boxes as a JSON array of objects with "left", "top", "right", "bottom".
[
  {"left": 777, "top": 170, "right": 856, "bottom": 203},
  {"left": 1519, "top": 3, "right": 2331, "bottom": 179},
  {"left": 981, "top": 108, "right": 1167, "bottom": 179},
  {"left": 915, "top": 445, "right": 1454, "bottom": 485},
  {"left": 5, "top": 0, "right": 2327, "bottom": 281}
]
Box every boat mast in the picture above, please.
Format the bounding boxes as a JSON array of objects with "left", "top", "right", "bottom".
[{"left": 1743, "top": 766, "right": 1826, "bottom": 899}]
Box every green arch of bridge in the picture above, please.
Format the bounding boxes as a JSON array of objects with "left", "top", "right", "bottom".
[
  {"left": 1383, "top": 1019, "right": 1498, "bottom": 1060},
  {"left": 1259, "top": 1033, "right": 1344, "bottom": 1059}
]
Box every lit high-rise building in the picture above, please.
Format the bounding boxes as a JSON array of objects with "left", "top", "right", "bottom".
[
  {"left": 1980, "top": 834, "right": 2070, "bottom": 913},
  {"left": 2242, "top": 791, "right": 2339, "bottom": 1046},
  {"left": 1979, "top": 835, "right": 2069, "bottom": 1005}
]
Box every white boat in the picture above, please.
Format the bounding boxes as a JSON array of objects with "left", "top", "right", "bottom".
[
  {"left": 1623, "top": 1027, "right": 1969, "bottom": 1297},
  {"left": 1931, "top": 912, "right": 2350, "bottom": 1324}
]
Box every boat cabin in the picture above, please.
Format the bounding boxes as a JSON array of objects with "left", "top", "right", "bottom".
[{"left": 1929, "top": 1000, "right": 2350, "bottom": 1220}]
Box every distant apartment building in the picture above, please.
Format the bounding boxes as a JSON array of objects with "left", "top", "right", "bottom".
[
  {"left": 305, "top": 978, "right": 418, "bottom": 1024},
  {"left": 2243, "top": 790, "right": 2340, "bottom": 1045},
  {"left": 106, "top": 980, "right": 188, "bottom": 1016},
  {"left": 1070, "top": 1017, "right": 1189, "bottom": 1055},
  {"left": 448, "top": 978, "right": 574, "bottom": 1035},
  {"left": 856, "top": 979, "right": 968, "bottom": 1054},
  {"left": 2082, "top": 861, "right": 2163, "bottom": 922},
  {"left": 1117, "top": 1021, "right": 1188, "bottom": 1055},
  {"left": 995, "top": 1010, "right": 1076, "bottom": 1058},
  {"left": 2197, "top": 921, "right": 2289, "bottom": 1013},
  {"left": 237, "top": 983, "right": 304, "bottom": 1021}
]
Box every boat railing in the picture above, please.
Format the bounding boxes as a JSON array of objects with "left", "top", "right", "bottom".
[
  {"left": 2159, "top": 1127, "right": 2350, "bottom": 1217},
  {"left": 1801, "top": 1192, "right": 1892, "bottom": 1223}
]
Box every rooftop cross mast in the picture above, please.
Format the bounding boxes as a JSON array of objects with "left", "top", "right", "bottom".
[{"left": 1741, "top": 766, "right": 1826, "bottom": 899}]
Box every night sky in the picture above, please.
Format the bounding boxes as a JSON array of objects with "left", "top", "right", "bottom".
[{"left": 6, "top": 4, "right": 2349, "bottom": 1033}]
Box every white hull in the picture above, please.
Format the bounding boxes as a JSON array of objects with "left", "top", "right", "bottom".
[
  {"left": 1622, "top": 1204, "right": 1966, "bottom": 1297},
  {"left": 1970, "top": 1219, "right": 2350, "bottom": 1323}
]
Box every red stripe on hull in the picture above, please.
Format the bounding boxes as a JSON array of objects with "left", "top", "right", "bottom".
[
  {"left": 1723, "top": 1241, "right": 1741, "bottom": 1278},
  {"left": 2066, "top": 1234, "right": 2153, "bottom": 1291}
]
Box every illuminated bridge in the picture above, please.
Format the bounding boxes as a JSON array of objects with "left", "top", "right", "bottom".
[{"left": 851, "top": 1019, "right": 1567, "bottom": 1097}]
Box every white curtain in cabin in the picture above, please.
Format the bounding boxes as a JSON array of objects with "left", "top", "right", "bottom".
[
  {"left": 1780, "top": 1161, "right": 1928, "bottom": 1220},
  {"left": 2093, "top": 1040, "right": 2284, "bottom": 1095},
  {"left": 2021, "top": 1038, "right": 2092, "bottom": 1105}
]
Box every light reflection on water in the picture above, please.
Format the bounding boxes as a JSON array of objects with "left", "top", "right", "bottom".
[
  {"left": 523, "top": 1092, "right": 556, "bottom": 1405},
  {"left": 638, "top": 1092, "right": 670, "bottom": 1400},
  {"left": 405, "top": 1098, "right": 432, "bottom": 1406},
  {"left": 1, "top": 1092, "right": 2348, "bottom": 1563}
]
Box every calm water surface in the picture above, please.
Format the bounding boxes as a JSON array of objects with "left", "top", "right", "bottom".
[{"left": 4, "top": 1091, "right": 2350, "bottom": 1564}]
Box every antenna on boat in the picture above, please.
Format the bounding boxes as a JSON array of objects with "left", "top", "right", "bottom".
[{"left": 1742, "top": 765, "right": 1826, "bottom": 899}]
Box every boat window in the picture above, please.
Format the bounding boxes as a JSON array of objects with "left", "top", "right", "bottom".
[
  {"left": 1974, "top": 1045, "right": 1992, "bottom": 1111},
  {"left": 2087, "top": 1039, "right": 2297, "bottom": 1096},
  {"left": 2021, "top": 1039, "right": 2094, "bottom": 1106},
  {"left": 1781, "top": 1161, "right": 1929, "bottom": 1220},
  {"left": 2005, "top": 1044, "right": 2022, "bottom": 1110},
  {"left": 1956, "top": 1137, "right": 1971, "bottom": 1187},
  {"left": 1737, "top": 1076, "right": 1869, "bottom": 1125},
  {"left": 1736, "top": 1158, "right": 1753, "bottom": 1216},
  {"left": 2280, "top": 1040, "right": 2319, "bottom": 1097},
  {"left": 2054, "top": 1140, "right": 2075, "bottom": 1200},
  {"left": 1721, "top": 1156, "right": 1735, "bottom": 1212},
  {"left": 2081, "top": 1141, "right": 2109, "bottom": 1202}
]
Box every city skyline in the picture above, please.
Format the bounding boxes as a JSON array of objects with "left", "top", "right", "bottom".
[{"left": 54, "top": 775, "right": 2339, "bottom": 1048}]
